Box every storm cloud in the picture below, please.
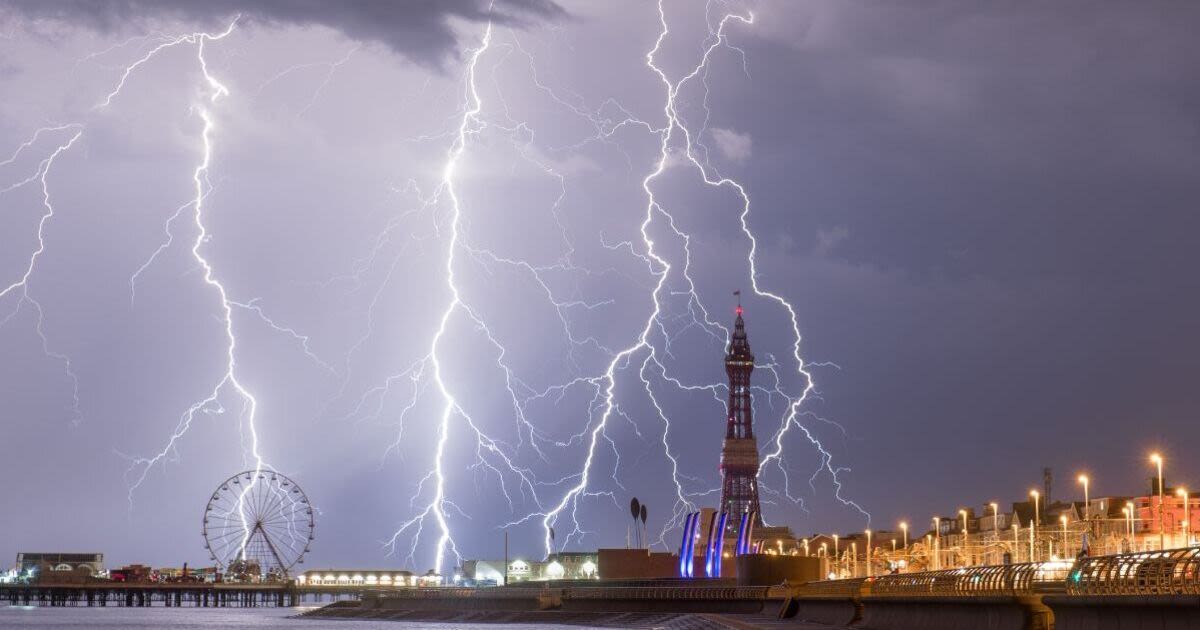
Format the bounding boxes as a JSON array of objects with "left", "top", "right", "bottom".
[{"left": 1, "top": 0, "right": 564, "bottom": 65}]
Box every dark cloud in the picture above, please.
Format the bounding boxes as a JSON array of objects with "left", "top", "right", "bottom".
[{"left": 0, "top": 0, "right": 564, "bottom": 65}]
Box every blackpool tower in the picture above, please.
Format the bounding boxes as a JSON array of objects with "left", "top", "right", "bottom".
[{"left": 719, "top": 295, "right": 763, "bottom": 525}]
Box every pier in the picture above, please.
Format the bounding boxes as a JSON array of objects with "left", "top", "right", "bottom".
[{"left": 0, "top": 582, "right": 369, "bottom": 608}]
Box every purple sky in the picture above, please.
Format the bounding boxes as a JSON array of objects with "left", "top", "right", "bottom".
[{"left": 2, "top": 1, "right": 1199, "bottom": 575}]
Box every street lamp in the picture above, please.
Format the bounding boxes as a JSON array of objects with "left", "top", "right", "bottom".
[
  {"left": 1060, "top": 515, "right": 1069, "bottom": 557},
  {"left": 1177, "top": 487, "right": 1190, "bottom": 547},
  {"left": 959, "top": 509, "right": 969, "bottom": 566},
  {"left": 1030, "top": 490, "right": 1040, "bottom": 525},
  {"left": 990, "top": 502, "right": 1000, "bottom": 532},
  {"left": 933, "top": 517, "right": 941, "bottom": 570},
  {"left": 851, "top": 542, "right": 858, "bottom": 577},
  {"left": 865, "top": 530, "right": 873, "bottom": 577},
  {"left": 803, "top": 538, "right": 810, "bottom": 557},
  {"left": 1151, "top": 453, "right": 1165, "bottom": 550},
  {"left": 899, "top": 521, "right": 909, "bottom": 566},
  {"left": 1126, "top": 500, "right": 1136, "bottom": 545},
  {"left": 1122, "top": 506, "right": 1131, "bottom": 538},
  {"left": 1078, "top": 474, "right": 1090, "bottom": 521}
]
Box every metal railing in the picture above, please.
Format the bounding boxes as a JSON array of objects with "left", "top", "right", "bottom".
[
  {"left": 794, "top": 577, "right": 867, "bottom": 598},
  {"left": 869, "top": 561, "right": 1072, "bottom": 597},
  {"left": 562, "top": 586, "right": 769, "bottom": 600},
  {"left": 1068, "top": 547, "right": 1200, "bottom": 596}
]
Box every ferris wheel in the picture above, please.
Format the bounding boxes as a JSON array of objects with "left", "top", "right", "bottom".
[{"left": 202, "top": 470, "right": 314, "bottom": 579}]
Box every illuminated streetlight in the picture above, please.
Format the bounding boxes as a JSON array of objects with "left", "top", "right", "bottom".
[
  {"left": 1060, "top": 515, "right": 1069, "bottom": 556},
  {"left": 933, "top": 517, "right": 941, "bottom": 570},
  {"left": 990, "top": 503, "right": 1000, "bottom": 532},
  {"left": 959, "top": 509, "right": 969, "bottom": 566},
  {"left": 865, "top": 530, "right": 873, "bottom": 577},
  {"left": 899, "top": 521, "right": 909, "bottom": 567},
  {"left": 803, "top": 538, "right": 810, "bottom": 557},
  {"left": 1078, "top": 474, "right": 1090, "bottom": 522},
  {"left": 1126, "top": 501, "right": 1136, "bottom": 543},
  {"left": 1030, "top": 490, "right": 1040, "bottom": 525},
  {"left": 1177, "top": 487, "right": 1190, "bottom": 546},
  {"left": 1152, "top": 453, "right": 1165, "bottom": 550},
  {"left": 1012, "top": 521, "right": 1020, "bottom": 563}
]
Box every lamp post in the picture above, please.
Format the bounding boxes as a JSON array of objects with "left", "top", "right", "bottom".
[
  {"left": 959, "top": 509, "right": 969, "bottom": 567},
  {"left": 1060, "top": 515, "right": 1069, "bottom": 558},
  {"left": 1013, "top": 521, "right": 1020, "bottom": 563},
  {"left": 1122, "top": 506, "right": 1131, "bottom": 539},
  {"left": 990, "top": 502, "right": 1000, "bottom": 532},
  {"left": 865, "top": 530, "right": 873, "bottom": 577},
  {"left": 899, "top": 521, "right": 909, "bottom": 568},
  {"left": 1029, "top": 518, "right": 1035, "bottom": 562},
  {"left": 1152, "top": 453, "right": 1165, "bottom": 550},
  {"left": 852, "top": 542, "right": 858, "bottom": 577},
  {"left": 933, "top": 517, "right": 941, "bottom": 570},
  {"left": 803, "top": 538, "right": 810, "bottom": 557},
  {"left": 1177, "top": 488, "right": 1190, "bottom": 547},
  {"left": 1078, "top": 474, "right": 1090, "bottom": 522},
  {"left": 1030, "top": 490, "right": 1040, "bottom": 560},
  {"left": 1126, "top": 501, "right": 1136, "bottom": 547},
  {"left": 833, "top": 535, "right": 840, "bottom": 575}
]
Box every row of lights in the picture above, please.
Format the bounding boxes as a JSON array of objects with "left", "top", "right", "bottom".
[{"left": 811, "top": 451, "right": 1188, "bottom": 575}]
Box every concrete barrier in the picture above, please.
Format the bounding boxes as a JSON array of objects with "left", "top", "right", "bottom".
[
  {"left": 762, "top": 596, "right": 796, "bottom": 619},
  {"left": 365, "top": 590, "right": 560, "bottom": 612},
  {"left": 1045, "top": 594, "right": 1200, "bottom": 630},
  {"left": 791, "top": 595, "right": 861, "bottom": 626},
  {"left": 559, "top": 595, "right": 765, "bottom": 614},
  {"left": 858, "top": 595, "right": 1051, "bottom": 630}
]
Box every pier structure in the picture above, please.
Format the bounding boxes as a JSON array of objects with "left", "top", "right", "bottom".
[{"left": 0, "top": 582, "right": 375, "bottom": 608}]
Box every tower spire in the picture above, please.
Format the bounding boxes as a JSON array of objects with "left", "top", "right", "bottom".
[{"left": 719, "top": 296, "right": 762, "bottom": 525}]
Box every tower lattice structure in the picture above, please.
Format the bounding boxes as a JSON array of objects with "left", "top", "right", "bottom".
[{"left": 719, "top": 298, "right": 763, "bottom": 525}]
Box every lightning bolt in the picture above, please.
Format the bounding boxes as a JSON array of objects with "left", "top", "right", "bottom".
[
  {"left": 0, "top": 127, "right": 85, "bottom": 424},
  {"left": 383, "top": 21, "right": 495, "bottom": 576},
  {"left": 111, "top": 19, "right": 273, "bottom": 509},
  {"left": 535, "top": 0, "right": 871, "bottom": 551},
  {"left": 0, "top": 16, "right": 292, "bottom": 568},
  {"left": 108, "top": 19, "right": 313, "bottom": 569}
]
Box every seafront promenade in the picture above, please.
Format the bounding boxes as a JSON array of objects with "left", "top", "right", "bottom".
[{"left": 301, "top": 546, "right": 1200, "bottom": 629}]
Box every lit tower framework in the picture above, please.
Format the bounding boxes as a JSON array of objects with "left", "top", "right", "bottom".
[{"left": 720, "top": 294, "right": 762, "bottom": 525}]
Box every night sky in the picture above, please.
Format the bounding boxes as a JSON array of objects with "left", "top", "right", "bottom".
[{"left": 2, "top": 1, "right": 1199, "bottom": 574}]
